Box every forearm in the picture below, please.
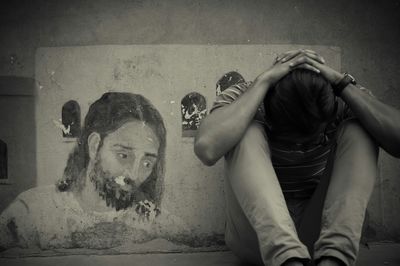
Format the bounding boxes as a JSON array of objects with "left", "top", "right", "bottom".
[
  {"left": 194, "top": 77, "right": 271, "bottom": 165},
  {"left": 340, "top": 84, "right": 400, "bottom": 157}
]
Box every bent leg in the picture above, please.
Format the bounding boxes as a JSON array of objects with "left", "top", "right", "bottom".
[
  {"left": 224, "top": 122, "right": 310, "bottom": 266},
  {"left": 314, "top": 120, "right": 379, "bottom": 266}
]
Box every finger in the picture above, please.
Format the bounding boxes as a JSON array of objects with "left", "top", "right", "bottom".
[
  {"left": 288, "top": 55, "right": 321, "bottom": 67},
  {"left": 276, "top": 49, "right": 323, "bottom": 64},
  {"left": 279, "top": 50, "right": 303, "bottom": 63},
  {"left": 288, "top": 55, "right": 312, "bottom": 67},
  {"left": 292, "top": 63, "right": 321, "bottom": 73},
  {"left": 274, "top": 50, "right": 295, "bottom": 64},
  {"left": 273, "top": 55, "right": 281, "bottom": 65},
  {"left": 303, "top": 52, "right": 325, "bottom": 64},
  {"left": 276, "top": 49, "right": 304, "bottom": 62},
  {"left": 283, "top": 51, "right": 325, "bottom": 65},
  {"left": 280, "top": 50, "right": 300, "bottom": 57},
  {"left": 303, "top": 49, "right": 317, "bottom": 55}
]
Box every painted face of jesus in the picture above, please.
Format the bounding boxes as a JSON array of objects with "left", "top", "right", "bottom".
[{"left": 88, "top": 120, "right": 160, "bottom": 211}]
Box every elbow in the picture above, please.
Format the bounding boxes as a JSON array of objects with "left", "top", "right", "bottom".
[{"left": 194, "top": 137, "right": 219, "bottom": 166}]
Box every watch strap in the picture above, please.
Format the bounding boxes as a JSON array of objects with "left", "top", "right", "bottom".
[{"left": 333, "top": 73, "right": 356, "bottom": 96}]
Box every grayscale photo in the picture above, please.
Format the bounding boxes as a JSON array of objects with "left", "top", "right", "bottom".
[{"left": 0, "top": 1, "right": 399, "bottom": 266}]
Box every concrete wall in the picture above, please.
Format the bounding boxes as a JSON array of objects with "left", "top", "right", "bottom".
[
  {"left": 0, "top": 0, "right": 399, "bottom": 255},
  {"left": 0, "top": 77, "right": 36, "bottom": 213},
  {"left": 32, "top": 45, "right": 338, "bottom": 252}
]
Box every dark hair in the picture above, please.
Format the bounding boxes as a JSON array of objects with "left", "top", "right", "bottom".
[
  {"left": 264, "top": 69, "right": 336, "bottom": 138},
  {"left": 57, "top": 92, "right": 166, "bottom": 206}
]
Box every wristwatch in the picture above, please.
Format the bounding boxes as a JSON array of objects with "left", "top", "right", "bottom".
[{"left": 333, "top": 73, "right": 356, "bottom": 96}]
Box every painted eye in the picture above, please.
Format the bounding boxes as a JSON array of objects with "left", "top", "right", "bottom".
[
  {"left": 143, "top": 160, "right": 154, "bottom": 169},
  {"left": 118, "top": 153, "right": 128, "bottom": 159}
]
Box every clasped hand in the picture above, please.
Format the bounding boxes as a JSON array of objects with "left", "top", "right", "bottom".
[{"left": 256, "top": 49, "right": 344, "bottom": 86}]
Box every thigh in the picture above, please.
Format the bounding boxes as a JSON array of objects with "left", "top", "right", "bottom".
[
  {"left": 225, "top": 122, "right": 285, "bottom": 204},
  {"left": 224, "top": 122, "right": 303, "bottom": 265},
  {"left": 224, "top": 122, "right": 273, "bottom": 265},
  {"left": 328, "top": 119, "right": 378, "bottom": 196}
]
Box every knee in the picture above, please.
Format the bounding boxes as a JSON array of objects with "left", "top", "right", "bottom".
[
  {"left": 236, "top": 122, "right": 270, "bottom": 152},
  {"left": 225, "top": 122, "right": 272, "bottom": 168}
]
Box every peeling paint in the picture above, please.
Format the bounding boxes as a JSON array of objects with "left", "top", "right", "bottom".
[
  {"left": 52, "top": 119, "right": 71, "bottom": 135},
  {"left": 181, "top": 92, "right": 207, "bottom": 137},
  {"left": 70, "top": 222, "right": 148, "bottom": 249},
  {"left": 115, "top": 176, "right": 126, "bottom": 186},
  {"left": 45, "top": 64, "right": 64, "bottom": 89}
]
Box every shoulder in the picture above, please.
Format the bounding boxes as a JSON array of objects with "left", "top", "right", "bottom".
[
  {"left": 220, "top": 81, "right": 252, "bottom": 98},
  {"left": 4, "top": 185, "right": 75, "bottom": 217},
  {"left": 210, "top": 81, "right": 252, "bottom": 113},
  {"left": 17, "top": 185, "right": 61, "bottom": 205},
  {"left": 0, "top": 185, "right": 81, "bottom": 249}
]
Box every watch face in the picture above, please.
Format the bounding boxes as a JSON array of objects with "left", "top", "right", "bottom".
[{"left": 346, "top": 73, "right": 356, "bottom": 83}]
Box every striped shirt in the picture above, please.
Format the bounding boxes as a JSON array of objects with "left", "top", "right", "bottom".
[{"left": 210, "top": 82, "right": 369, "bottom": 197}]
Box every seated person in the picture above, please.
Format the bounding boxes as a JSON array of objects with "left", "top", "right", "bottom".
[{"left": 194, "top": 49, "right": 400, "bottom": 266}]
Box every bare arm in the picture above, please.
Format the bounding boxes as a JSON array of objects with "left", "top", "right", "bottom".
[
  {"left": 194, "top": 50, "right": 325, "bottom": 165},
  {"left": 291, "top": 56, "right": 400, "bottom": 157},
  {"left": 194, "top": 77, "right": 271, "bottom": 165},
  {"left": 340, "top": 84, "right": 400, "bottom": 157}
]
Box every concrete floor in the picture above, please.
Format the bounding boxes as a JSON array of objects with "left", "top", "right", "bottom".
[{"left": 1, "top": 244, "right": 399, "bottom": 266}]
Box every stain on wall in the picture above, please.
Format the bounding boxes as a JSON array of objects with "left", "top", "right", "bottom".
[
  {"left": 61, "top": 100, "right": 81, "bottom": 138},
  {"left": 181, "top": 92, "right": 207, "bottom": 137}
]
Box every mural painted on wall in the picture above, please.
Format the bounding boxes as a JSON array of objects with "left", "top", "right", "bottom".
[
  {"left": 61, "top": 100, "right": 81, "bottom": 138},
  {"left": 215, "top": 71, "right": 245, "bottom": 96},
  {"left": 181, "top": 92, "right": 207, "bottom": 137},
  {"left": 0, "top": 139, "right": 7, "bottom": 180},
  {"left": 0, "top": 92, "right": 188, "bottom": 252}
]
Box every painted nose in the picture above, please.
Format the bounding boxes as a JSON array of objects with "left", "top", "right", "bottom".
[{"left": 124, "top": 160, "right": 144, "bottom": 185}]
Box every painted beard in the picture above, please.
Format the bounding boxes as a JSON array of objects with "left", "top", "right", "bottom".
[{"left": 89, "top": 157, "right": 149, "bottom": 211}]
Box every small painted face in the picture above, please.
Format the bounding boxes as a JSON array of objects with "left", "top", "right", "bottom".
[{"left": 97, "top": 120, "right": 160, "bottom": 188}]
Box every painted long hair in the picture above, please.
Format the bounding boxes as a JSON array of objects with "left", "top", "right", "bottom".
[{"left": 57, "top": 92, "right": 167, "bottom": 207}]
